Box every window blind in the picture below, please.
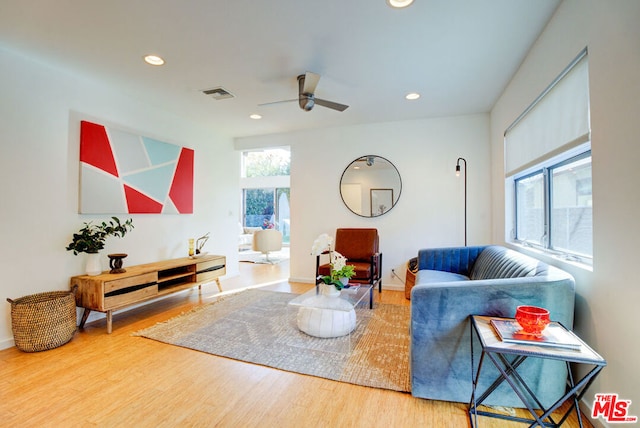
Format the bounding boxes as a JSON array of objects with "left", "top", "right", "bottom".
[{"left": 504, "top": 49, "right": 590, "bottom": 177}]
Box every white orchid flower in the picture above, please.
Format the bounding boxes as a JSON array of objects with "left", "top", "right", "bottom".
[
  {"left": 310, "top": 233, "right": 333, "bottom": 255},
  {"left": 332, "top": 252, "right": 347, "bottom": 272}
]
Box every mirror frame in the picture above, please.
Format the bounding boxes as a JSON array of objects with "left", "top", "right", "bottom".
[{"left": 339, "top": 155, "right": 402, "bottom": 217}]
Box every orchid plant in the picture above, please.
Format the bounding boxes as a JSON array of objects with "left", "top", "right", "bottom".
[{"left": 311, "top": 233, "right": 356, "bottom": 290}]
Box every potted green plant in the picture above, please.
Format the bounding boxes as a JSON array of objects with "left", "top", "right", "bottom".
[
  {"left": 66, "top": 217, "right": 134, "bottom": 275},
  {"left": 311, "top": 233, "right": 356, "bottom": 292},
  {"left": 334, "top": 263, "right": 356, "bottom": 286}
]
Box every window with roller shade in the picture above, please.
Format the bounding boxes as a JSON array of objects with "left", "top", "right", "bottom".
[{"left": 506, "top": 49, "right": 592, "bottom": 262}]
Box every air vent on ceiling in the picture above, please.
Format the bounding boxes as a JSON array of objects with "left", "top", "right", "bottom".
[{"left": 202, "top": 87, "right": 235, "bottom": 100}]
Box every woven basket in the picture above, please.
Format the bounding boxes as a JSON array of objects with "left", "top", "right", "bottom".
[
  {"left": 404, "top": 257, "right": 418, "bottom": 300},
  {"left": 7, "top": 291, "right": 77, "bottom": 352}
]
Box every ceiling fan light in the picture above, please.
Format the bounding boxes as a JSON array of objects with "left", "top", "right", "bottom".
[
  {"left": 300, "top": 97, "right": 315, "bottom": 111},
  {"left": 387, "top": 0, "right": 414, "bottom": 8},
  {"left": 405, "top": 92, "right": 420, "bottom": 100}
]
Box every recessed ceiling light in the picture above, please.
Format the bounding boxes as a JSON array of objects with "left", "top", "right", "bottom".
[
  {"left": 143, "top": 55, "right": 165, "bottom": 66},
  {"left": 250, "top": 114, "right": 262, "bottom": 120},
  {"left": 387, "top": 0, "right": 414, "bottom": 8},
  {"left": 405, "top": 92, "right": 421, "bottom": 100}
]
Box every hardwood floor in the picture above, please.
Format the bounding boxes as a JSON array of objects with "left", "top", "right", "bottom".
[{"left": 0, "top": 260, "right": 592, "bottom": 427}]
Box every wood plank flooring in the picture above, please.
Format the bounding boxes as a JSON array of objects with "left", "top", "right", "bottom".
[{"left": 0, "top": 260, "right": 593, "bottom": 427}]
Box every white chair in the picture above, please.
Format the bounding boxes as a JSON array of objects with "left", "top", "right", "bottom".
[{"left": 252, "top": 229, "right": 283, "bottom": 263}]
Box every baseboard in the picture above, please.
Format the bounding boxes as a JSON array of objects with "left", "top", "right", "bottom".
[
  {"left": 0, "top": 337, "right": 15, "bottom": 351},
  {"left": 288, "top": 277, "right": 314, "bottom": 284},
  {"left": 580, "top": 399, "right": 608, "bottom": 428}
]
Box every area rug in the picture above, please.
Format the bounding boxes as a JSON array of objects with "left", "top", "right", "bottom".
[{"left": 134, "top": 288, "right": 410, "bottom": 392}]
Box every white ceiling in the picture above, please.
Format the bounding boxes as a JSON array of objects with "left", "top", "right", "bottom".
[{"left": 0, "top": 0, "right": 560, "bottom": 138}]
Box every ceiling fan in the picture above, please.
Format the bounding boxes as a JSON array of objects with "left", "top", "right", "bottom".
[{"left": 259, "top": 71, "right": 349, "bottom": 112}]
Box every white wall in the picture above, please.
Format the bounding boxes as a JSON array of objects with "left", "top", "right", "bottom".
[
  {"left": 236, "top": 114, "right": 492, "bottom": 288},
  {"left": 0, "top": 48, "right": 239, "bottom": 348},
  {"left": 0, "top": 47, "right": 492, "bottom": 347},
  {"left": 490, "top": 0, "right": 640, "bottom": 420}
]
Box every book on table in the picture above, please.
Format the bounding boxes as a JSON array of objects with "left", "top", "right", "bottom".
[{"left": 490, "top": 318, "right": 582, "bottom": 350}]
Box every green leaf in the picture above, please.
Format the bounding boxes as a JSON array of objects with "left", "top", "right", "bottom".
[{"left": 65, "top": 217, "right": 134, "bottom": 255}]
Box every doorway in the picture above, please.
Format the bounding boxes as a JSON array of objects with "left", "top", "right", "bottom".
[{"left": 239, "top": 148, "right": 290, "bottom": 265}]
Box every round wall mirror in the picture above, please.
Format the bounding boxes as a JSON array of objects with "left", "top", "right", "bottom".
[{"left": 340, "top": 155, "right": 402, "bottom": 217}]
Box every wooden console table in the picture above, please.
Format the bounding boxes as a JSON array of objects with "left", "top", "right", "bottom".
[{"left": 70, "top": 255, "right": 225, "bottom": 333}]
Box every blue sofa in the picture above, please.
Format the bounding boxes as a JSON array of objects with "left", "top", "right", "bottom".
[{"left": 410, "top": 245, "right": 575, "bottom": 408}]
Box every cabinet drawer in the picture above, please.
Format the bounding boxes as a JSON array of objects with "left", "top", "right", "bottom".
[
  {"left": 104, "top": 272, "right": 158, "bottom": 293},
  {"left": 197, "top": 266, "right": 226, "bottom": 283},
  {"left": 196, "top": 258, "right": 225, "bottom": 283},
  {"left": 196, "top": 257, "right": 225, "bottom": 272},
  {"left": 105, "top": 284, "right": 158, "bottom": 309}
]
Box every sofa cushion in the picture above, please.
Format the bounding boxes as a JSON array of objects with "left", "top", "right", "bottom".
[
  {"left": 244, "top": 226, "right": 262, "bottom": 234},
  {"left": 470, "top": 245, "right": 549, "bottom": 280},
  {"left": 418, "top": 246, "right": 485, "bottom": 276},
  {"left": 415, "top": 269, "right": 469, "bottom": 284}
]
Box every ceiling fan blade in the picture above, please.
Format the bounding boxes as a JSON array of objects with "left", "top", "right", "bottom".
[
  {"left": 315, "top": 98, "right": 349, "bottom": 112},
  {"left": 258, "top": 98, "right": 298, "bottom": 107},
  {"left": 302, "top": 71, "right": 320, "bottom": 94}
]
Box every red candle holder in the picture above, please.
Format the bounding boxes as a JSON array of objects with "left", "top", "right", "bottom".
[{"left": 515, "top": 305, "right": 550, "bottom": 335}]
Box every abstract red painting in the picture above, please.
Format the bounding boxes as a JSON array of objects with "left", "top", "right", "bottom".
[{"left": 79, "top": 120, "right": 194, "bottom": 214}]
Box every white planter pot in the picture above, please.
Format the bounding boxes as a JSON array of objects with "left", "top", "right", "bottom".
[
  {"left": 320, "top": 283, "right": 340, "bottom": 298},
  {"left": 85, "top": 252, "right": 102, "bottom": 276}
]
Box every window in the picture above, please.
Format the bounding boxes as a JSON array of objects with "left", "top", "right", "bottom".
[
  {"left": 242, "top": 187, "right": 291, "bottom": 243},
  {"left": 550, "top": 153, "right": 592, "bottom": 256},
  {"left": 240, "top": 148, "right": 290, "bottom": 244},
  {"left": 514, "top": 150, "right": 592, "bottom": 259},
  {"left": 505, "top": 49, "right": 592, "bottom": 263},
  {"left": 242, "top": 148, "right": 290, "bottom": 178},
  {"left": 515, "top": 172, "right": 545, "bottom": 246}
]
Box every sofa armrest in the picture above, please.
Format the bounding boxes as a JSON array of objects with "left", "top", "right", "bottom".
[
  {"left": 411, "top": 275, "right": 575, "bottom": 327},
  {"left": 417, "top": 246, "right": 486, "bottom": 276},
  {"left": 410, "top": 274, "right": 575, "bottom": 406}
]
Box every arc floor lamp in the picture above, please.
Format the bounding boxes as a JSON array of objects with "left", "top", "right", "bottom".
[{"left": 455, "top": 157, "right": 467, "bottom": 246}]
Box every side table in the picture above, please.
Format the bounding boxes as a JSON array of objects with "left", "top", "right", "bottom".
[{"left": 469, "top": 315, "right": 606, "bottom": 427}]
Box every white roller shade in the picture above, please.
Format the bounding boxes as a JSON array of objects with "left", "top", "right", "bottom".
[{"left": 505, "top": 49, "right": 590, "bottom": 177}]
